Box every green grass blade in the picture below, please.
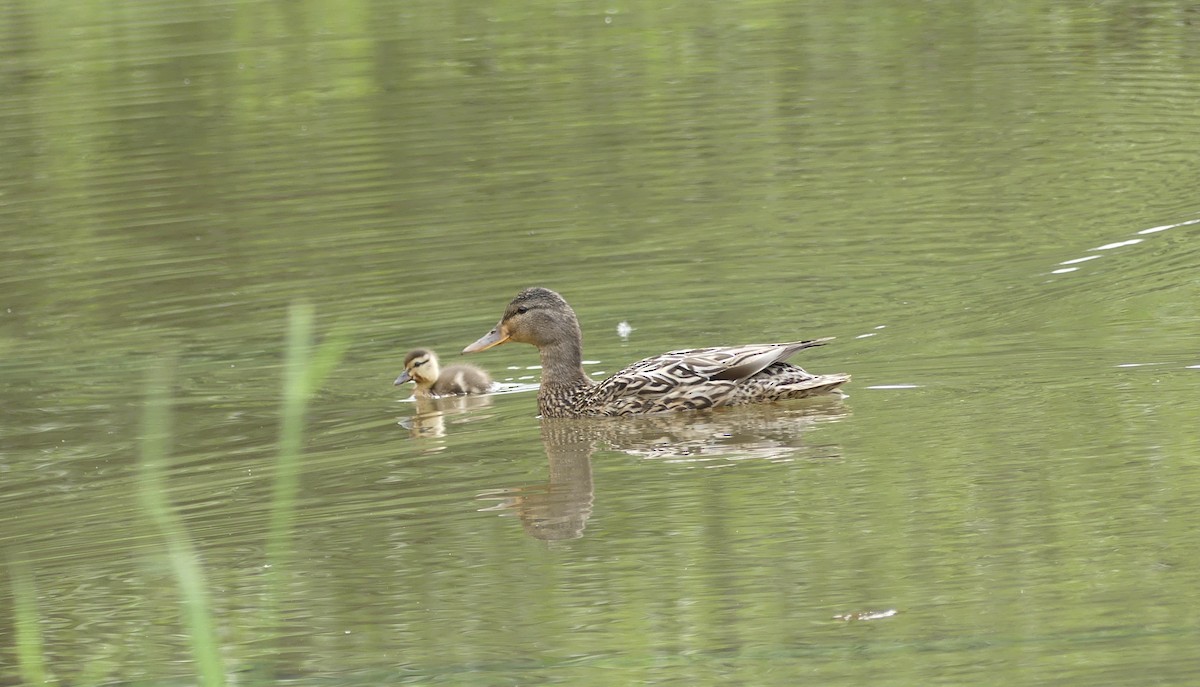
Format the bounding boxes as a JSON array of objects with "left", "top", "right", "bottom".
[
  {"left": 267, "top": 302, "right": 312, "bottom": 559},
  {"left": 138, "top": 360, "right": 226, "bottom": 687},
  {"left": 8, "top": 553, "right": 52, "bottom": 685},
  {"left": 268, "top": 303, "right": 349, "bottom": 554}
]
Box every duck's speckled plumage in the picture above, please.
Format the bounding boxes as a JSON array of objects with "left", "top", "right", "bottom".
[
  {"left": 463, "top": 287, "right": 849, "bottom": 418},
  {"left": 394, "top": 348, "right": 492, "bottom": 397}
]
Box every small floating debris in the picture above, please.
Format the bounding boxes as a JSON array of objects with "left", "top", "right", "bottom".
[
  {"left": 834, "top": 609, "right": 898, "bottom": 622},
  {"left": 867, "top": 384, "right": 920, "bottom": 390},
  {"left": 855, "top": 333, "right": 876, "bottom": 339},
  {"left": 617, "top": 321, "right": 634, "bottom": 339}
]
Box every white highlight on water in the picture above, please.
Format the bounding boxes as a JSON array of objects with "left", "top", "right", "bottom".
[
  {"left": 1092, "top": 239, "right": 1143, "bottom": 250},
  {"left": 1060, "top": 255, "right": 1102, "bottom": 265},
  {"left": 1051, "top": 217, "right": 1200, "bottom": 276}
]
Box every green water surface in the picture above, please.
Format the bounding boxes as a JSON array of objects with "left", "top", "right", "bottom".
[{"left": 3, "top": 1, "right": 1200, "bottom": 685}]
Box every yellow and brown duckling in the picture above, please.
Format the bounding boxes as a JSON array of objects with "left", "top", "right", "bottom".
[
  {"left": 394, "top": 348, "right": 492, "bottom": 397},
  {"left": 463, "top": 287, "right": 849, "bottom": 418}
]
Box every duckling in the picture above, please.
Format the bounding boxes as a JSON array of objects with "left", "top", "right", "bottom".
[
  {"left": 463, "top": 287, "right": 849, "bottom": 417},
  {"left": 394, "top": 348, "right": 492, "bottom": 397}
]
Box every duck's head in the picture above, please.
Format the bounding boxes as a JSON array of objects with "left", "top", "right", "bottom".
[
  {"left": 464, "top": 287, "right": 581, "bottom": 353},
  {"left": 394, "top": 348, "right": 441, "bottom": 387}
]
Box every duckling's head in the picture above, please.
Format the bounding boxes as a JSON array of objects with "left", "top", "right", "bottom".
[
  {"left": 464, "top": 287, "right": 581, "bottom": 352},
  {"left": 394, "top": 348, "right": 442, "bottom": 387}
]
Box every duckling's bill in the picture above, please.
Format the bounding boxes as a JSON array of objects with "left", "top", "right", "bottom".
[
  {"left": 394, "top": 370, "right": 412, "bottom": 386},
  {"left": 463, "top": 324, "right": 510, "bottom": 353}
]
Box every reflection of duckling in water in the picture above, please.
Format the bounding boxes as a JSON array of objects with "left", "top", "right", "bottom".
[
  {"left": 400, "top": 394, "right": 494, "bottom": 440},
  {"left": 394, "top": 348, "right": 492, "bottom": 397}
]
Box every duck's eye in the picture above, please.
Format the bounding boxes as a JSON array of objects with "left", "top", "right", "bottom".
[
  {"left": 516, "top": 305, "right": 529, "bottom": 314},
  {"left": 412, "top": 360, "right": 426, "bottom": 367}
]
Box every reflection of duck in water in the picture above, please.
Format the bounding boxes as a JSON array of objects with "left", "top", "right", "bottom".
[
  {"left": 580, "top": 401, "right": 849, "bottom": 464},
  {"left": 478, "top": 402, "right": 848, "bottom": 540},
  {"left": 478, "top": 420, "right": 595, "bottom": 541},
  {"left": 464, "top": 287, "right": 849, "bottom": 417},
  {"left": 394, "top": 348, "right": 492, "bottom": 397}
]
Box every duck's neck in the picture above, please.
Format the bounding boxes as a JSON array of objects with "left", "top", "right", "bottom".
[{"left": 537, "top": 338, "right": 592, "bottom": 390}]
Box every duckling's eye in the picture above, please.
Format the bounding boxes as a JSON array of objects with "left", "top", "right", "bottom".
[
  {"left": 412, "top": 360, "right": 426, "bottom": 367},
  {"left": 516, "top": 305, "right": 529, "bottom": 314}
]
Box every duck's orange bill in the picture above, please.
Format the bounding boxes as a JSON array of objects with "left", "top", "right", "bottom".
[{"left": 463, "top": 324, "right": 509, "bottom": 353}]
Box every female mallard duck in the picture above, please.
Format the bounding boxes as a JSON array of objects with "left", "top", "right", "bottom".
[
  {"left": 463, "top": 287, "right": 849, "bottom": 417},
  {"left": 394, "top": 348, "right": 492, "bottom": 397}
]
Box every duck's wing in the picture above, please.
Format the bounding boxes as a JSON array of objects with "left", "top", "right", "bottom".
[
  {"left": 582, "top": 338, "right": 838, "bottom": 414},
  {"left": 602, "top": 339, "right": 832, "bottom": 390},
  {"left": 667, "top": 338, "right": 833, "bottom": 382}
]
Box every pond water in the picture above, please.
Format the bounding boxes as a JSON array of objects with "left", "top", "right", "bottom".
[{"left": 3, "top": 1, "right": 1200, "bottom": 685}]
